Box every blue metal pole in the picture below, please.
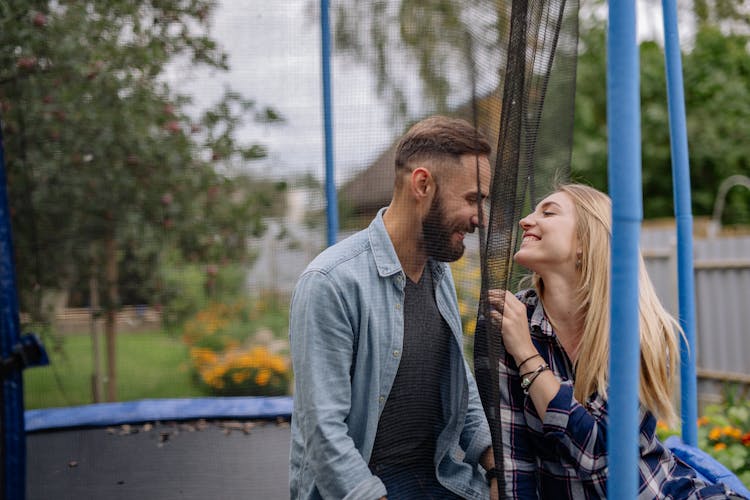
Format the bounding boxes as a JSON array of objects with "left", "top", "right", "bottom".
[
  {"left": 661, "top": 0, "right": 698, "bottom": 447},
  {"left": 320, "top": 0, "right": 338, "bottom": 247},
  {"left": 607, "top": 1, "right": 642, "bottom": 498},
  {"left": 0, "top": 120, "right": 26, "bottom": 498}
]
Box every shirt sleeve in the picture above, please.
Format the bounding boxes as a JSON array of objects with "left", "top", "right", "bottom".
[
  {"left": 525, "top": 382, "right": 609, "bottom": 482},
  {"left": 497, "top": 343, "right": 540, "bottom": 499},
  {"left": 290, "top": 270, "right": 387, "bottom": 500}
]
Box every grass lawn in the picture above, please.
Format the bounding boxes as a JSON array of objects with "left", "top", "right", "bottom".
[{"left": 23, "top": 330, "right": 207, "bottom": 410}]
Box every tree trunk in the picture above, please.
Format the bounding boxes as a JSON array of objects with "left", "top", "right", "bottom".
[
  {"left": 89, "top": 243, "right": 103, "bottom": 403},
  {"left": 105, "top": 235, "right": 119, "bottom": 402}
]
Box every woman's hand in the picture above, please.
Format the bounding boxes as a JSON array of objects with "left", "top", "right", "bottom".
[{"left": 488, "top": 290, "right": 538, "bottom": 365}]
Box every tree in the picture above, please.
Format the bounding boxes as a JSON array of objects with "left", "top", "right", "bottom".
[
  {"left": 572, "top": 16, "right": 750, "bottom": 224},
  {"left": 331, "top": 0, "right": 510, "bottom": 121},
  {"left": 0, "top": 1, "right": 285, "bottom": 401}
]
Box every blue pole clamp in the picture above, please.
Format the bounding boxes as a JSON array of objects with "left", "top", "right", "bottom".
[{"left": 1, "top": 333, "right": 49, "bottom": 379}]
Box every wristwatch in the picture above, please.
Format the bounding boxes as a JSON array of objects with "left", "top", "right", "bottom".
[{"left": 485, "top": 466, "right": 501, "bottom": 485}]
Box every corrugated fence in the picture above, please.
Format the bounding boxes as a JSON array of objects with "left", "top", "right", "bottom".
[{"left": 642, "top": 227, "right": 750, "bottom": 407}]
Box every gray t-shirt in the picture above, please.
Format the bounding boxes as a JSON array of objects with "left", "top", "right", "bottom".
[{"left": 369, "top": 267, "right": 453, "bottom": 467}]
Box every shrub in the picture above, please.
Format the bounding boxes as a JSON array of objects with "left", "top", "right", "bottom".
[
  {"left": 697, "top": 390, "right": 750, "bottom": 487},
  {"left": 190, "top": 345, "right": 289, "bottom": 397},
  {"left": 182, "top": 295, "right": 291, "bottom": 396},
  {"left": 450, "top": 256, "right": 481, "bottom": 337},
  {"left": 657, "top": 386, "right": 750, "bottom": 488}
]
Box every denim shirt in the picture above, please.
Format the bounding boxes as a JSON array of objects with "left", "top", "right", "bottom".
[{"left": 289, "top": 208, "right": 491, "bottom": 500}]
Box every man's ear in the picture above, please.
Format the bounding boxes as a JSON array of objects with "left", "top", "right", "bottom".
[{"left": 411, "top": 167, "right": 433, "bottom": 200}]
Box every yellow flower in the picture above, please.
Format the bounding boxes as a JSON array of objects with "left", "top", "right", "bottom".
[
  {"left": 191, "top": 347, "right": 218, "bottom": 365},
  {"left": 459, "top": 300, "right": 469, "bottom": 318},
  {"left": 464, "top": 318, "right": 477, "bottom": 336},
  {"left": 255, "top": 369, "right": 271, "bottom": 386},
  {"left": 269, "top": 356, "right": 287, "bottom": 373},
  {"left": 713, "top": 442, "right": 727, "bottom": 451}
]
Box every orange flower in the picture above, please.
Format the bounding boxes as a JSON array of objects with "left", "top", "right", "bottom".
[
  {"left": 697, "top": 416, "right": 709, "bottom": 427},
  {"left": 713, "top": 442, "right": 727, "bottom": 451},
  {"left": 708, "top": 427, "right": 723, "bottom": 441},
  {"left": 232, "top": 370, "right": 250, "bottom": 384},
  {"left": 742, "top": 433, "right": 750, "bottom": 446},
  {"left": 721, "top": 426, "right": 742, "bottom": 440}
]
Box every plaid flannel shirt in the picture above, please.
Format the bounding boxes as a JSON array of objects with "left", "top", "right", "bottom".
[{"left": 498, "top": 289, "right": 741, "bottom": 499}]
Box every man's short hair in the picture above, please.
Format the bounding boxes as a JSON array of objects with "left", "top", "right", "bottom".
[{"left": 394, "top": 115, "right": 491, "bottom": 183}]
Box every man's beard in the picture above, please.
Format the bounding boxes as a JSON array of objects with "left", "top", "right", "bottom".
[{"left": 421, "top": 193, "right": 467, "bottom": 262}]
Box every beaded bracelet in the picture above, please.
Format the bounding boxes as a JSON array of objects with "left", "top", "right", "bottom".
[{"left": 520, "top": 363, "right": 549, "bottom": 394}]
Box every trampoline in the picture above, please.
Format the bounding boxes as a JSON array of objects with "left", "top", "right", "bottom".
[
  {"left": 3, "top": 1, "right": 750, "bottom": 499},
  {"left": 26, "top": 398, "right": 292, "bottom": 500}
]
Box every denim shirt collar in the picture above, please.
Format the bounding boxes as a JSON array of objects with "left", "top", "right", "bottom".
[{"left": 368, "top": 207, "right": 446, "bottom": 283}]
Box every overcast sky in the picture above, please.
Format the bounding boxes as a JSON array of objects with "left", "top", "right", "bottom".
[
  {"left": 165, "top": 1, "right": 672, "bottom": 185},
  {"left": 166, "top": 2, "right": 394, "bottom": 186}
]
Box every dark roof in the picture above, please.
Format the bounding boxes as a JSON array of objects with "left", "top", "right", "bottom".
[
  {"left": 339, "top": 143, "right": 397, "bottom": 216},
  {"left": 337, "top": 97, "right": 503, "bottom": 217}
]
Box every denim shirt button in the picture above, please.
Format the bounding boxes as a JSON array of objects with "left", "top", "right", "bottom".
[
  {"left": 395, "top": 303, "right": 401, "bottom": 310},
  {"left": 393, "top": 350, "right": 400, "bottom": 358},
  {"left": 379, "top": 395, "right": 385, "bottom": 404}
]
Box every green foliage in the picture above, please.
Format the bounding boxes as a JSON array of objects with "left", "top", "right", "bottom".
[
  {"left": 696, "top": 388, "right": 750, "bottom": 487},
  {"left": 657, "top": 386, "right": 750, "bottom": 488},
  {"left": 157, "top": 246, "right": 251, "bottom": 333},
  {"left": 158, "top": 259, "right": 209, "bottom": 333},
  {"left": 331, "top": 0, "right": 508, "bottom": 119},
  {"left": 682, "top": 27, "right": 750, "bottom": 224},
  {"left": 572, "top": 18, "right": 750, "bottom": 224}
]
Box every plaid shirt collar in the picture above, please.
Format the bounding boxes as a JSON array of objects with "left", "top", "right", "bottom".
[{"left": 518, "top": 288, "right": 555, "bottom": 338}]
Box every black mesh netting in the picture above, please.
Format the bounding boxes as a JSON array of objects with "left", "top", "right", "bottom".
[{"left": 1, "top": 0, "right": 578, "bottom": 496}]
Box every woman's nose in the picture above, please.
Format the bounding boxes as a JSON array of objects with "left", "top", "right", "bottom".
[{"left": 519, "top": 214, "right": 532, "bottom": 229}]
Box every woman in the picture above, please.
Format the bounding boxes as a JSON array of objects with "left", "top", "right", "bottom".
[{"left": 489, "top": 184, "right": 744, "bottom": 499}]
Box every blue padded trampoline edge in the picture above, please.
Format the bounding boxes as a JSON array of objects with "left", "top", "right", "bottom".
[
  {"left": 25, "top": 396, "right": 293, "bottom": 432},
  {"left": 665, "top": 436, "right": 750, "bottom": 498}
]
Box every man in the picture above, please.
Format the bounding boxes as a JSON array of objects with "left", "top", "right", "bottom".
[{"left": 289, "top": 116, "right": 497, "bottom": 499}]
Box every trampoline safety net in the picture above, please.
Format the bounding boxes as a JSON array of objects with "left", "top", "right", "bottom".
[{"left": 0, "top": 1, "right": 579, "bottom": 498}]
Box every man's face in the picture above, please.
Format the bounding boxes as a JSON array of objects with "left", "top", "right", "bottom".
[{"left": 421, "top": 154, "right": 491, "bottom": 262}]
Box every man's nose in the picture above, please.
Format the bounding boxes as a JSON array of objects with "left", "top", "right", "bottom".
[{"left": 471, "top": 213, "right": 480, "bottom": 228}]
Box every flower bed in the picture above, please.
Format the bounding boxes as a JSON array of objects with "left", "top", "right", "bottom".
[
  {"left": 657, "top": 389, "right": 750, "bottom": 488},
  {"left": 182, "top": 296, "right": 291, "bottom": 397}
]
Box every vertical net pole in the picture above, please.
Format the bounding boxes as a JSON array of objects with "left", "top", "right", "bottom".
[
  {"left": 661, "top": 0, "right": 698, "bottom": 447},
  {"left": 0, "top": 121, "right": 26, "bottom": 500},
  {"left": 321, "top": 0, "right": 338, "bottom": 247},
  {"left": 606, "top": 1, "right": 641, "bottom": 498}
]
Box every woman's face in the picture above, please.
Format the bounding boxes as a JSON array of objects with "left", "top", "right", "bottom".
[{"left": 514, "top": 191, "right": 580, "bottom": 274}]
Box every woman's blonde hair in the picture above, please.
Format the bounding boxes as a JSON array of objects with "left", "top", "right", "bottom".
[{"left": 530, "top": 183, "right": 680, "bottom": 426}]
